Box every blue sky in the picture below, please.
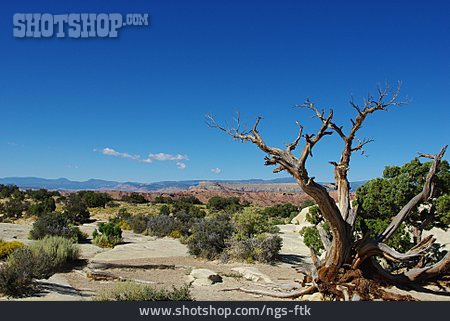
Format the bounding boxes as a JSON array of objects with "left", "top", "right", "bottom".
[{"left": 0, "top": 0, "right": 449, "bottom": 183}]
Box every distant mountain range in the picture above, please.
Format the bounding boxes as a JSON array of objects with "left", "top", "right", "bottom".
[{"left": 0, "top": 176, "right": 367, "bottom": 193}]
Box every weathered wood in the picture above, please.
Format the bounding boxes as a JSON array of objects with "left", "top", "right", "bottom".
[
  {"left": 208, "top": 84, "right": 449, "bottom": 298},
  {"left": 221, "top": 285, "right": 316, "bottom": 299}
]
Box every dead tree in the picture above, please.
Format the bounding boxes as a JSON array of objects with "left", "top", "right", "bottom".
[{"left": 207, "top": 83, "right": 449, "bottom": 300}]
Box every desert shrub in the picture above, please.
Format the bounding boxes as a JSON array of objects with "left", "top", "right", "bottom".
[
  {"left": 159, "top": 204, "right": 171, "bottom": 215},
  {"left": 109, "top": 208, "right": 133, "bottom": 230},
  {"left": 110, "top": 208, "right": 132, "bottom": 223},
  {"left": 305, "top": 205, "right": 322, "bottom": 225},
  {"left": 169, "top": 230, "right": 183, "bottom": 239},
  {"left": 77, "top": 191, "right": 112, "bottom": 208},
  {"left": 129, "top": 215, "right": 149, "bottom": 234},
  {"left": 302, "top": 199, "right": 316, "bottom": 208},
  {"left": 227, "top": 233, "right": 282, "bottom": 263},
  {"left": 153, "top": 195, "right": 174, "bottom": 204},
  {"left": 186, "top": 214, "right": 233, "bottom": 259},
  {"left": 0, "top": 240, "right": 25, "bottom": 260},
  {"left": 93, "top": 223, "right": 123, "bottom": 248},
  {"left": 30, "top": 236, "right": 79, "bottom": 269},
  {"left": 355, "top": 217, "right": 411, "bottom": 253},
  {"left": 118, "top": 220, "right": 132, "bottom": 230},
  {"left": 207, "top": 196, "right": 242, "bottom": 213},
  {"left": 175, "top": 196, "right": 203, "bottom": 205},
  {"left": 0, "top": 184, "right": 21, "bottom": 198},
  {"left": 0, "top": 248, "right": 42, "bottom": 296},
  {"left": 263, "top": 203, "right": 299, "bottom": 219},
  {"left": 0, "top": 197, "right": 29, "bottom": 219},
  {"left": 147, "top": 215, "right": 177, "bottom": 237},
  {"left": 62, "top": 194, "right": 90, "bottom": 224},
  {"left": 29, "top": 212, "right": 85, "bottom": 242},
  {"left": 27, "top": 188, "right": 59, "bottom": 201},
  {"left": 300, "top": 226, "right": 324, "bottom": 254},
  {"left": 94, "top": 282, "right": 192, "bottom": 301},
  {"left": 27, "top": 197, "right": 56, "bottom": 217},
  {"left": 106, "top": 200, "right": 120, "bottom": 208},
  {"left": 233, "top": 207, "right": 279, "bottom": 240},
  {"left": 0, "top": 239, "right": 79, "bottom": 297},
  {"left": 121, "top": 193, "right": 148, "bottom": 204}
]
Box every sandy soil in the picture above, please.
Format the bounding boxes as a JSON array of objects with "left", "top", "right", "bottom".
[{"left": 0, "top": 221, "right": 448, "bottom": 301}]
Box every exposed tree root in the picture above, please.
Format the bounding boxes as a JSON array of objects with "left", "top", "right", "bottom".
[
  {"left": 78, "top": 268, "right": 155, "bottom": 285},
  {"left": 88, "top": 262, "right": 177, "bottom": 270},
  {"left": 221, "top": 285, "right": 316, "bottom": 298}
]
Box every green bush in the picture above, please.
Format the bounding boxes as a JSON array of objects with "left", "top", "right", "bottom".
[
  {"left": 30, "top": 236, "right": 79, "bottom": 269},
  {"left": 109, "top": 208, "right": 132, "bottom": 223},
  {"left": 93, "top": 223, "right": 123, "bottom": 248},
  {"left": 0, "top": 248, "right": 43, "bottom": 296},
  {"left": 129, "top": 215, "right": 149, "bottom": 234},
  {"left": 305, "top": 205, "right": 322, "bottom": 225},
  {"left": 227, "top": 233, "right": 282, "bottom": 263},
  {"left": 207, "top": 196, "right": 242, "bottom": 212},
  {"left": 0, "top": 197, "right": 29, "bottom": 219},
  {"left": 232, "top": 207, "right": 279, "bottom": 239},
  {"left": 77, "top": 191, "right": 112, "bottom": 208},
  {"left": 0, "top": 238, "right": 79, "bottom": 297},
  {"left": 300, "top": 226, "right": 324, "bottom": 254},
  {"left": 27, "top": 189, "right": 59, "bottom": 201},
  {"left": 187, "top": 214, "right": 233, "bottom": 260},
  {"left": 159, "top": 204, "right": 171, "bottom": 215},
  {"left": 106, "top": 201, "right": 120, "bottom": 208},
  {"left": 153, "top": 195, "right": 174, "bottom": 204},
  {"left": 27, "top": 197, "right": 56, "bottom": 217},
  {"left": 63, "top": 194, "right": 90, "bottom": 224},
  {"left": 355, "top": 217, "right": 411, "bottom": 253},
  {"left": 0, "top": 184, "right": 21, "bottom": 198},
  {"left": 147, "top": 215, "right": 177, "bottom": 237},
  {"left": 263, "top": 203, "right": 299, "bottom": 219},
  {"left": 29, "top": 212, "right": 85, "bottom": 242},
  {"left": 94, "top": 282, "right": 192, "bottom": 301},
  {"left": 121, "top": 193, "right": 149, "bottom": 204},
  {"left": 0, "top": 240, "right": 25, "bottom": 260}
]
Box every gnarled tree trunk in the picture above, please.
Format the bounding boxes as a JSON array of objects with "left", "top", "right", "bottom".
[{"left": 207, "top": 83, "right": 449, "bottom": 300}]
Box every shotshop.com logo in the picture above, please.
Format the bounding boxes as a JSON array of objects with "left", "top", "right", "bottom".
[{"left": 13, "top": 13, "right": 149, "bottom": 38}]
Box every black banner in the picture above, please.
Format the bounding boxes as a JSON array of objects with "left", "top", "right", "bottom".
[{"left": 0, "top": 301, "right": 448, "bottom": 321}]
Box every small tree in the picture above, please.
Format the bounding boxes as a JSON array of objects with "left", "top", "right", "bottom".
[
  {"left": 62, "top": 194, "right": 90, "bottom": 224},
  {"left": 357, "top": 158, "right": 450, "bottom": 245}
]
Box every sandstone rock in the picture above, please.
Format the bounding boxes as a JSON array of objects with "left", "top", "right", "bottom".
[
  {"left": 189, "top": 268, "right": 222, "bottom": 286},
  {"left": 231, "top": 267, "right": 273, "bottom": 283},
  {"left": 290, "top": 206, "right": 310, "bottom": 225}
]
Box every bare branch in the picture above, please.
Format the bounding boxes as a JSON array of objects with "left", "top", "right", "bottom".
[
  {"left": 206, "top": 113, "right": 285, "bottom": 158},
  {"left": 353, "top": 237, "right": 435, "bottom": 269},
  {"left": 298, "top": 108, "right": 334, "bottom": 168},
  {"left": 298, "top": 100, "right": 346, "bottom": 139},
  {"left": 351, "top": 138, "right": 374, "bottom": 156},
  {"left": 370, "top": 252, "right": 450, "bottom": 284},
  {"left": 334, "top": 83, "right": 407, "bottom": 221},
  {"left": 221, "top": 285, "right": 317, "bottom": 299},
  {"left": 286, "top": 121, "right": 303, "bottom": 152}
]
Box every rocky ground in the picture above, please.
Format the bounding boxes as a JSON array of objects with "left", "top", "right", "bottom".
[{"left": 0, "top": 218, "right": 449, "bottom": 301}]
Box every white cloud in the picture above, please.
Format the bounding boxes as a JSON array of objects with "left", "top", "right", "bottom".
[
  {"left": 101, "top": 147, "right": 140, "bottom": 160},
  {"left": 97, "top": 148, "right": 189, "bottom": 169},
  {"left": 211, "top": 167, "right": 221, "bottom": 174},
  {"left": 145, "top": 153, "right": 189, "bottom": 162},
  {"left": 176, "top": 162, "right": 187, "bottom": 169}
]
